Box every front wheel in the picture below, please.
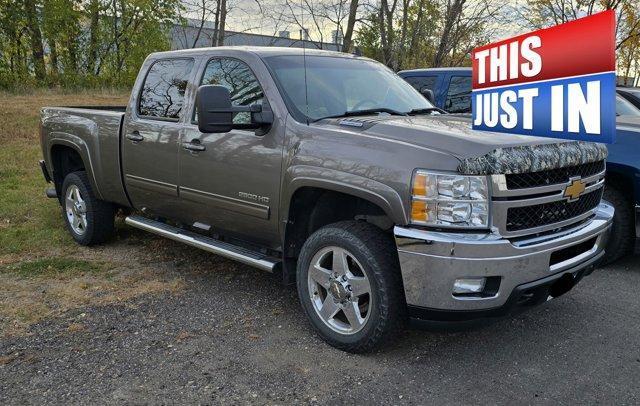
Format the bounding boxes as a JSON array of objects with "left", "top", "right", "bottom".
[
  {"left": 296, "top": 221, "right": 405, "bottom": 353},
  {"left": 61, "top": 171, "right": 115, "bottom": 246}
]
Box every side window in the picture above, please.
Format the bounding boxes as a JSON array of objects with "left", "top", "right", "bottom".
[
  {"left": 405, "top": 76, "right": 437, "bottom": 93},
  {"left": 198, "top": 58, "right": 264, "bottom": 124},
  {"left": 138, "top": 58, "right": 194, "bottom": 120},
  {"left": 445, "top": 76, "right": 472, "bottom": 113}
]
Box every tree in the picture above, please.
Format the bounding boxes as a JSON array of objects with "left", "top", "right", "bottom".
[
  {"left": 23, "top": 0, "right": 46, "bottom": 80},
  {"left": 355, "top": 0, "right": 498, "bottom": 70}
]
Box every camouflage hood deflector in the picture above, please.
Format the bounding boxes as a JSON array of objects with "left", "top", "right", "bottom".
[{"left": 457, "top": 141, "right": 608, "bottom": 175}]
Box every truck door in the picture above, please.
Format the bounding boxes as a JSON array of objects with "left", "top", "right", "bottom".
[
  {"left": 178, "top": 57, "right": 284, "bottom": 247},
  {"left": 121, "top": 58, "right": 196, "bottom": 217}
]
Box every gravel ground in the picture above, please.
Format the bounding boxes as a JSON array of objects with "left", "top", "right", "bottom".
[{"left": 1, "top": 246, "right": 639, "bottom": 405}]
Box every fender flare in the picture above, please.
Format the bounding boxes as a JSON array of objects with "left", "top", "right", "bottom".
[
  {"left": 280, "top": 165, "right": 408, "bottom": 238},
  {"left": 46, "top": 135, "right": 103, "bottom": 200}
]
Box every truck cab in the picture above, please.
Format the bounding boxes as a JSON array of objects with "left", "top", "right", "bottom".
[{"left": 398, "top": 67, "right": 472, "bottom": 113}]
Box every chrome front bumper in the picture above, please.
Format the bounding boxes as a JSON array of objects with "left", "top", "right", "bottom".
[{"left": 394, "top": 203, "right": 614, "bottom": 318}]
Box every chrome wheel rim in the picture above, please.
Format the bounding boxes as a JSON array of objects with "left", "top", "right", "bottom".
[
  {"left": 307, "top": 246, "right": 372, "bottom": 335},
  {"left": 65, "top": 185, "right": 87, "bottom": 235}
]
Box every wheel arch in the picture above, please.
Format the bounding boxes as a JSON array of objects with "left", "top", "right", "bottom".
[
  {"left": 280, "top": 171, "right": 407, "bottom": 284},
  {"left": 48, "top": 137, "right": 102, "bottom": 200}
]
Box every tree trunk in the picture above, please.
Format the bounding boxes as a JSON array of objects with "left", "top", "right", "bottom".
[
  {"left": 341, "top": 0, "right": 358, "bottom": 52},
  {"left": 24, "top": 0, "right": 46, "bottom": 80},
  {"left": 192, "top": 0, "right": 207, "bottom": 48},
  {"left": 433, "top": 0, "right": 465, "bottom": 67},
  {"left": 213, "top": 0, "right": 221, "bottom": 46},
  {"left": 87, "top": 0, "right": 100, "bottom": 74},
  {"left": 217, "top": 0, "right": 227, "bottom": 46},
  {"left": 49, "top": 40, "right": 59, "bottom": 76}
]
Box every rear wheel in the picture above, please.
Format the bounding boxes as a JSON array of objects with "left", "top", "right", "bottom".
[
  {"left": 296, "top": 221, "right": 405, "bottom": 353},
  {"left": 61, "top": 171, "right": 115, "bottom": 246},
  {"left": 602, "top": 185, "right": 635, "bottom": 265}
]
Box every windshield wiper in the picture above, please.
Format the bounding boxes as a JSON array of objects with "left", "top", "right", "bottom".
[
  {"left": 407, "top": 107, "right": 446, "bottom": 115},
  {"left": 313, "top": 108, "right": 407, "bottom": 122}
]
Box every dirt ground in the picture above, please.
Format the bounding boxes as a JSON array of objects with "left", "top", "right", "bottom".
[{"left": 0, "top": 238, "right": 639, "bottom": 404}]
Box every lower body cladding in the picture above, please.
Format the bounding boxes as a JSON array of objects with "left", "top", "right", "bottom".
[{"left": 394, "top": 203, "right": 614, "bottom": 322}]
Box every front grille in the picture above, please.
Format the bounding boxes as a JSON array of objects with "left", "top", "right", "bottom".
[
  {"left": 505, "top": 161, "right": 605, "bottom": 189},
  {"left": 506, "top": 189, "right": 602, "bottom": 232}
]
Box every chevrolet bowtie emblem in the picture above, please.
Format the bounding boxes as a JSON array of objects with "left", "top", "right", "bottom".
[{"left": 564, "top": 178, "right": 586, "bottom": 201}]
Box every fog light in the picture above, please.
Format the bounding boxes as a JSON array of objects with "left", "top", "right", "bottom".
[{"left": 453, "top": 278, "right": 486, "bottom": 295}]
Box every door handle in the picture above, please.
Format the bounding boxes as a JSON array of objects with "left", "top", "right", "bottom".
[
  {"left": 182, "top": 142, "right": 206, "bottom": 152},
  {"left": 126, "top": 131, "right": 144, "bottom": 142}
]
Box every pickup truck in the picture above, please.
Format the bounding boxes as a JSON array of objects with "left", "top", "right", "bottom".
[
  {"left": 607, "top": 94, "right": 640, "bottom": 261},
  {"left": 39, "top": 47, "right": 613, "bottom": 353}
]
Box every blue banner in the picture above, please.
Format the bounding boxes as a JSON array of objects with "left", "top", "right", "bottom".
[{"left": 472, "top": 72, "right": 616, "bottom": 144}]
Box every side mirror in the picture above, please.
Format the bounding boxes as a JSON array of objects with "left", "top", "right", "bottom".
[
  {"left": 197, "top": 85, "right": 234, "bottom": 133},
  {"left": 197, "top": 85, "right": 273, "bottom": 134},
  {"left": 420, "top": 87, "right": 435, "bottom": 104}
]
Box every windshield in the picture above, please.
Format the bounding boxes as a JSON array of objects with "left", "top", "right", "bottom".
[
  {"left": 264, "top": 55, "right": 433, "bottom": 122},
  {"left": 616, "top": 94, "right": 640, "bottom": 116}
]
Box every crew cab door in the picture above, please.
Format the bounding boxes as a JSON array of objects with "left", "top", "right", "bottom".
[
  {"left": 178, "top": 57, "right": 284, "bottom": 247},
  {"left": 122, "top": 58, "right": 196, "bottom": 217}
]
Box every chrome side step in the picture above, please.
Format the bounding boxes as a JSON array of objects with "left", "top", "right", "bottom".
[{"left": 124, "top": 215, "right": 279, "bottom": 272}]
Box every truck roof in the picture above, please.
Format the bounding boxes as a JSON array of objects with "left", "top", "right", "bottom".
[{"left": 148, "top": 46, "right": 367, "bottom": 60}]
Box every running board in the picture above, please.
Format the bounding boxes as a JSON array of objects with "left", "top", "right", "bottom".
[{"left": 124, "top": 215, "right": 279, "bottom": 272}]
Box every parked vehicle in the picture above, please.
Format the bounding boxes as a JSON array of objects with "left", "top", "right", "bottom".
[
  {"left": 40, "top": 48, "right": 613, "bottom": 352},
  {"left": 398, "top": 67, "right": 472, "bottom": 113},
  {"left": 400, "top": 68, "right": 637, "bottom": 263},
  {"left": 617, "top": 86, "right": 640, "bottom": 110},
  {"left": 604, "top": 94, "right": 640, "bottom": 262}
]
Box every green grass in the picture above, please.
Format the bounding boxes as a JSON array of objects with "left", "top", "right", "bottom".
[
  {"left": 0, "top": 140, "right": 72, "bottom": 255},
  {"left": 4, "top": 257, "right": 105, "bottom": 278}
]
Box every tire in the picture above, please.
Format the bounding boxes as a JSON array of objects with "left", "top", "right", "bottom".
[
  {"left": 296, "top": 221, "right": 405, "bottom": 353},
  {"left": 602, "top": 185, "right": 635, "bottom": 265},
  {"left": 61, "top": 171, "right": 115, "bottom": 246}
]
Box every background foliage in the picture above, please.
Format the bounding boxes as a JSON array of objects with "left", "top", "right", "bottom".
[
  {"left": 0, "top": 0, "right": 638, "bottom": 90},
  {"left": 0, "top": 0, "right": 183, "bottom": 90}
]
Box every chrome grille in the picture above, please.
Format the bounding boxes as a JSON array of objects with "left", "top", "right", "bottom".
[
  {"left": 505, "top": 161, "right": 605, "bottom": 190},
  {"left": 506, "top": 189, "right": 603, "bottom": 232},
  {"left": 491, "top": 161, "right": 606, "bottom": 237}
]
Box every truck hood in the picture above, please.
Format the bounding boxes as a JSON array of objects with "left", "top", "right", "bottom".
[{"left": 321, "top": 114, "right": 608, "bottom": 175}]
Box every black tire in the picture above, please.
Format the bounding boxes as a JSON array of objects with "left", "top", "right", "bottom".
[
  {"left": 61, "top": 171, "right": 115, "bottom": 246},
  {"left": 602, "top": 185, "right": 635, "bottom": 265},
  {"left": 296, "top": 221, "right": 405, "bottom": 353}
]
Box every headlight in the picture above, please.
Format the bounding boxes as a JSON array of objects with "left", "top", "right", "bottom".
[{"left": 411, "top": 170, "right": 490, "bottom": 228}]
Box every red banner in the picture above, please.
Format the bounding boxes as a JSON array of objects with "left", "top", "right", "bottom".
[{"left": 472, "top": 10, "right": 615, "bottom": 90}]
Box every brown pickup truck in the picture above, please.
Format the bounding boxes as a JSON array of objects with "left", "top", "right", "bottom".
[{"left": 39, "top": 47, "right": 613, "bottom": 352}]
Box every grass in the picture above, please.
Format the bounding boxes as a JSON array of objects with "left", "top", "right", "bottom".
[{"left": 0, "top": 90, "right": 184, "bottom": 336}]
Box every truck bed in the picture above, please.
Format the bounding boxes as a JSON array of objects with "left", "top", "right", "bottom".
[{"left": 40, "top": 106, "right": 129, "bottom": 207}]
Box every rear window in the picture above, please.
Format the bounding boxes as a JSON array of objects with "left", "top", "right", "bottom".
[
  {"left": 138, "top": 58, "right": 194, "bottom": 120},
  {"left": 445, "top": 76, "right": 472, "bottom": 113},
  {"left": 404, "top": 76, "right": 437, "bottom": 93}
]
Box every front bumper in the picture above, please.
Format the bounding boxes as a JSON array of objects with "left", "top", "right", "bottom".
[{"left": 394, "top": 203, "right": 614, "bottom": 321}]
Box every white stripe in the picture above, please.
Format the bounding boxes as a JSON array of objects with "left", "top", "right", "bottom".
[{"left": 472, "top": 71, "right": 616, "bottom": 92}]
